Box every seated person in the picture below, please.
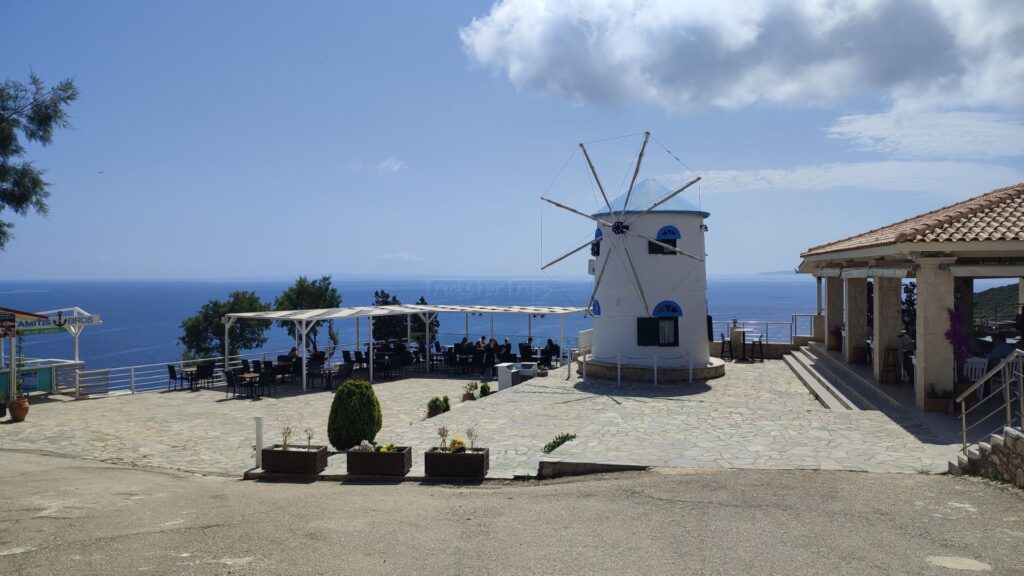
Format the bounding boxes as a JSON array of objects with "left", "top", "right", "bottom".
[{"left": 287, "top": 347, "right": 300, "bottom": 361}]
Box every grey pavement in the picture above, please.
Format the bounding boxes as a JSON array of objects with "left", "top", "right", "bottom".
[
  {"left": 1, "top": 451, "right": 1022, "bottom": 576},
  {"left": 0, "top": 361, "right": 961, "bottom": 479}
]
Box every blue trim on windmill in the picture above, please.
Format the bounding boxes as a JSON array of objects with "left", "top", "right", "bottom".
[
  {"left": 656, "top": 225, "right": 681, "bottom": 241},
  {"left": 651, "top": 300, "right": 682, "bottom": 317},
  {"left": 591, "top": 299, "right": 601, "bottom": 316}
]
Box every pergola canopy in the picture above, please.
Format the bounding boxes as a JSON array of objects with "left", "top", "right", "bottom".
[{"left": 225, "top": 304, "right": 586, "bottom": 323}]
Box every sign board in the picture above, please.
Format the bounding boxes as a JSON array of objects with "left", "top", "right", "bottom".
[
  {"left": 0, "top": 312, "right": 14, "bottom": 338},
  {"left": 17, "top": 313, "right": 102, "bottom": 336}
]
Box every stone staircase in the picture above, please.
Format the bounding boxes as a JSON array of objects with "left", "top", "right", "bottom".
[
  {"left": 949, "top": 426, "right": 1024, "bottom": 489},
  {"left": 783, "top": 346, "right": 881, "bottom": 411}
]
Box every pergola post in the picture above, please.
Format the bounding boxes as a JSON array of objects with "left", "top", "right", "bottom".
[
  {"left": 872, "top": 276, "right": 902, "bottom": 382},
  {"left": 424, "top": 313, "right": 431, "bottom": 373},
  {"left": 464, "top": 313, "right": 468, "bottom": 339},
  {"left": 299, "top": 320, "right": 308, "bottom": 391},
  {"left": 559, "top": 315, "right": 564, "bottom": 366},
  {"left": 223, "top": 317, "right": 235, "bottom": 372},
  {"left": 843, "top": 277, "right": 868, "bottom": 363},
  {"left": 915, "top": 257, "right": 956, "bottom": 407},
  {"left": 369, "top": 317, "right": 375, "bottom": 382},
  {"left": 813, "top": 276, "right": 826, "bottom": 340},
  {"left": 825, "top": 277, "right": 843, "bottom": 351},
  {"left": 489, "top": 313, "right": 494, "bottom": 340}
]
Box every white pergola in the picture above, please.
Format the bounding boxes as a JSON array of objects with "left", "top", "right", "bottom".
[{"left": 223, "top": 304, "right": 586, "bottom": 390}]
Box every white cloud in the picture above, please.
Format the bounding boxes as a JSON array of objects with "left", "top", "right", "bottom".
[
  {"left": 460, "top": 0, "right": 1024, "bottom": 112},
  {"left": 678, "top": 161, "right": 1024, "bottom": 199},
  {"left": 377, "top": 251, "right": 423, "bottom": 263},
  {"left": 375, "top": 158, "right": 406, "bottom": 175},
  {"left": 828, "top": 110, "right": 1024, "bottom": 159}
]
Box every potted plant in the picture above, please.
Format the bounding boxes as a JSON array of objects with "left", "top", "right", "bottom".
[
  {"left": 924, "top": 386, "right": 955, "bottom": 414},
  {"left": 827, "top": 325, "right": 843, "bottom": 351},
  {"left": 462, "top": 382, "right": 478, "bottom": 402},
  {"left": 425, "top": 426, "right": 489, "bottom": 479},
  {"left": 9, "top": 383, "right": 29, "bottom": 422},
  {"left": 262, "top": 426, "right": 328, "bottom": 475},
  {"left": 479, "top": 382, "right": 491, "bottom": 397},
  {"left": 327, "top": 379, "right": 382, "bottom": 451},
  {"left": 346, "top": 440, "right": 412, "bottom": 476}
]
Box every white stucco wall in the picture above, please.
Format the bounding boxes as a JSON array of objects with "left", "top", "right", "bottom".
[{"left": 589, "top": 211, "right": 710, "bottom": 368}]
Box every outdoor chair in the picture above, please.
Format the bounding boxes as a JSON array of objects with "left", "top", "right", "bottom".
[
  {"left": 166, "top": 364, "right": 185, "bottom": 391},
  {"left": 252, "top": 360, "right": 262, "bottom": 373},
  {"left": 196, "top": 362, "right": 215, "bottom": 389},
  {"left": 259, "top": 370, "right": 277, "bottom": 396},
  {"left": 342, "top": 350, "right": 354, "bottom": 365},
  {"left": 354, "top": 350, "right": 367, "bottom": 369},
  {"left": 329, "top": 362, "right": 353, "bottom": 389},
  {"left": 240, "top": 359, "right": 251, "bottom": 373},
  {"left": 963, "top": 357, "right": 987, "bottom": 399},
  {"left": 719, "top": 333, "right": 733, "bottom": 361},
  {"left": 519, "top": 343, "right": 534, "bottom": 362},
  {"left": 538, "top": 352, "right": 552, "bottom": 368},
  {"left": 224, "top": 370, "right": 238, "bottom": 398},
  {"left": 747, "top": 333, "right": 765, "bottom": 362}
]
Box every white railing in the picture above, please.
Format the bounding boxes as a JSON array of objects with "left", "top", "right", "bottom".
[
  {"left": 791, "top": 314, "right": 818, "bottom": 339},
  {"left": 956, "top": 349, "right": 1024, "bottom": 454},
  {"left": 711, "top": 319, "right": 807, "bottom": 344}
]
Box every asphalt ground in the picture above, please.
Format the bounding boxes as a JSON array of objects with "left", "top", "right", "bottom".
[{"left": 1, "top": 450, "right": 1022, "bottom": 575}]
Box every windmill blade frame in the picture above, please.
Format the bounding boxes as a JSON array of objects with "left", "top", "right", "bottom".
[
  {"left": 540, "top": 197, "right": 615, "bottom": 228},
  {"left": 619, "top": 131, "right": 650, "bottom": 218},
  {"left": 541, "top": 237, "right": 595, "bottom": 271},
  {"left": 618, "top": 239, "right": 651, "bottom": 314},
  {"left": 579, "top": 143, "right": 615, "bottom": 215},
  {"left": 628, "top": 230, "right": 704, "bottom": 262},
  {"left": 624, "top": 176, "right": 702, "bottom": 226}
]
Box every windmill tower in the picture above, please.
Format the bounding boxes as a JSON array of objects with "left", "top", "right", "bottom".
[{"left": 542, "top": 132, "right": 724, "bottom": 381}]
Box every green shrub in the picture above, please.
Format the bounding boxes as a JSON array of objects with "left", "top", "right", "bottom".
[
  {"left": 480, "top": 382, "right": 491, "bottom": 397},
  {"left": 427, "top": 397, "right": 445, "bottom": 418},
  {"left": 442, "top": 396, "right": 451, "bottom": 412},
  {"left": 327, "top": 379, "right": 382, "bottom": 451},
  {"left": 543, "top": 433, "right": 577, "bottom": 454}
]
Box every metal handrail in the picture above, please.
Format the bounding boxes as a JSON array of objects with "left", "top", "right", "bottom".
[{"left": 958, "top": 348, "right": 1024, "bottom": 454}]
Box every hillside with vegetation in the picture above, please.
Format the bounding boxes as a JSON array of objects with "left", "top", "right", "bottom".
[{"left": 974, "top": 284, "right": 1019, "bottom": 321}]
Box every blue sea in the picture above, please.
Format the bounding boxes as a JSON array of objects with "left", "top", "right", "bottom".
[{"left": 2, "top": 275, "right": 819, "bottom": 369}]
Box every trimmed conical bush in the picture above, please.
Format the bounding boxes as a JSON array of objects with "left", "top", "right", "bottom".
[{"left": 327, "top": 379, "right": 382, "bottom": 451}]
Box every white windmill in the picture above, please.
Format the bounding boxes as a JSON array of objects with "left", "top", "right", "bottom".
[{"left": 542, "top": 132, "right": 721, "bottom": 380}]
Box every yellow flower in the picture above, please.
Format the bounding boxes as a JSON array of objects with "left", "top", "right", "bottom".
[{"left": 449, "top": 436, "right": 467, "bottom": 453}]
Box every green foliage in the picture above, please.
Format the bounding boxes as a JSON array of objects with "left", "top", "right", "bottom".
[
  {"left": 0, "top": 74, "right": 78, "bottom": 249},
  {"left": 543, "top": 433, "right": 577, "bottom": 454},
  {"left": 427, "top": 396, "right": 445, "bottom": 418},
  {"left": 411, "top": 295, "right": 440, "bottom": 340},
  {"left": 989, "top": 466, "right": 1003, "bottom": 482},
  {"left": 902, "top": 282, "right": 917, "bottom": 339},
  {"left": 974, "top": 283, "right": 1018, "bottom": 322},
  {"left": 371, "top": 289, "right": 405, "bottom": 341},
  {"left": 179, "top": 291, "right": 270, "bottom": 358},
  {"left": 479, "top": 382, "right": 491, "bottom": 397},
  {"left": 275, "top": 276, "right": 342, "bottom": 349},
  {"left": 442, "top": 396, "right": 451, "bottom": 412},
  {"left": 327, "top": 379, "right": 382, "bottom": 451}
]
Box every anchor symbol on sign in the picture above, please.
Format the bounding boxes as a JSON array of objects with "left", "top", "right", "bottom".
[{"left": 53, "top": 311, "right": 67, "bottom": 327}]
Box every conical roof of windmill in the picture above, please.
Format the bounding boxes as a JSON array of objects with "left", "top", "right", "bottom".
[{"left": 592, "top": 178, "right": 709, "bottom": 218}]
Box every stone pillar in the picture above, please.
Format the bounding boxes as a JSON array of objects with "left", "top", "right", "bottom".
[
  {"left": 844, "top": 277, "right": 868, "bottom": 363},
  {"left": 825, "top": 277, "right": 843, "bottom": 351},
  {"left": 914, "top": 257, "right": 956, "bottom": 408},
  {"left": 955, "top": 277, "right": 974, "bottom": 355},
  {"left": 872, "top": 276, "right": 902, "bottom": 382},
  {"left": 1019, "top": 278, "right": 1024, "bottom": 316}
]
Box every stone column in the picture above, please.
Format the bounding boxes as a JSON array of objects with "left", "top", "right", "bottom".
[
  {"left": 1019, "top": 278, "right": 1024, "bottom": 316},
  {"left": 825, "top": 277, "right": 843, "bottom": 351},
  {"left": 844, "top": 277, "right": 868, "bottom": 363},
  {"left": 872, "top": 276, "right": 902, "bottom": 382},
  {"left": 955, "top": 277, "right": 974, "bottom": 355},
  {"left": 914, "top": 257, "right": 956, "bottom": 408}
]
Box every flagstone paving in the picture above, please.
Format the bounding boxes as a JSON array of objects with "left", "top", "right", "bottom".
[{"left": 0, "top": 361, "right": 959, "bottom": 479}]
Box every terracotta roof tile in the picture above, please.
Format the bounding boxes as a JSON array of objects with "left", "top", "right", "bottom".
[{"left": 802, "top": 182, "right": 1024, "bottom": 257}]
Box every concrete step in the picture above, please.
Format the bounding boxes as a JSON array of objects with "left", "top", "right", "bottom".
[
  {"left": 789, "top": 350, "right": 861, "bottom": 410},
  {"left": 800, "top": 345, "right": 898, "bottom": 409},
  {"left": 795, "top": 347, "right": 878, "bottom": 411},
  {"left": 783, "top": 353, "right": 855, "bottom": 411}
]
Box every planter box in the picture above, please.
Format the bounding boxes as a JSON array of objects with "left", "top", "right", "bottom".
[
  {"left": 261, "top": 444, "right": 328, "bottom": 475},
  {"left": 424, "top": 447, "right": 489, "bottom": 479},
  {"left": 346, "top": 446, "right": 412, "bottom": 476},
  {"left": 924, "top": 398, "right": 954, "bottom": 414}
]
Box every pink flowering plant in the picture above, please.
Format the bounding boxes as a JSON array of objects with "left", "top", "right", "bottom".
[{"left": 944, "top": 308, "right": 971, "bottom": 366}]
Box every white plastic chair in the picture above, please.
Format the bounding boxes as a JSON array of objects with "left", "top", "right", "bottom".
[{"left": 963, "top": 357, "right": 988, "bottom": 400}]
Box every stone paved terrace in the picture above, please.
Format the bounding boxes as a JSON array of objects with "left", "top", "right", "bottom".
[{"left": 0, "top": 361, "right": 960, "bottom": 479}]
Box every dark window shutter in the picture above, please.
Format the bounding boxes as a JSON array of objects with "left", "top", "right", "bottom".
[{"left": 636, "top": 318, "right": 660, "bottom": 346}]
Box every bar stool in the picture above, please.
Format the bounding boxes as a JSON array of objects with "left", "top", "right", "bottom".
[
  {"left": 881, "top": 348, "right": 900, "bottom": 384},
  {"left": 749, "top": 336, "right": 765, "bottom": 362},
  {"left": 719, "top": 332, "right": 733, "bottom": 361}
]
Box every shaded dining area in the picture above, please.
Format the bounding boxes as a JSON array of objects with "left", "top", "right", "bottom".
[
  {"left": 222, "top": 304, "right": 586, "bottom": 391},
  {"left": 798, "top": 183, "right": 1024, "bottom": 419}
]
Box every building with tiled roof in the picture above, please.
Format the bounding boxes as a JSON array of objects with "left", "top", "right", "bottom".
[{"left": 797, "top": 183, "right": 1024, "bottom": 410}]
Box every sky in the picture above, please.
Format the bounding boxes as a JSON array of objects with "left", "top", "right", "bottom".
[{"left": 3, "top": 0, "right": 1023, "bottom": 280}]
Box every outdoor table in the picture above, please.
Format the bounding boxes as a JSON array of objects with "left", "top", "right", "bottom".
[
  {"left": 734, "top": 328, "right": 753, "bottom": 362},
  {"left": 239, "top": 372, "right": 260, "bottom": 397},
  {"left": 180, "top": 366, "right": 198, "bottom": 390}
]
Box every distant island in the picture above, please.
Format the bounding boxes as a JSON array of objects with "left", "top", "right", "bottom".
[{"left": 758, "top": 270, "right": 796, "bottom": 275}]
